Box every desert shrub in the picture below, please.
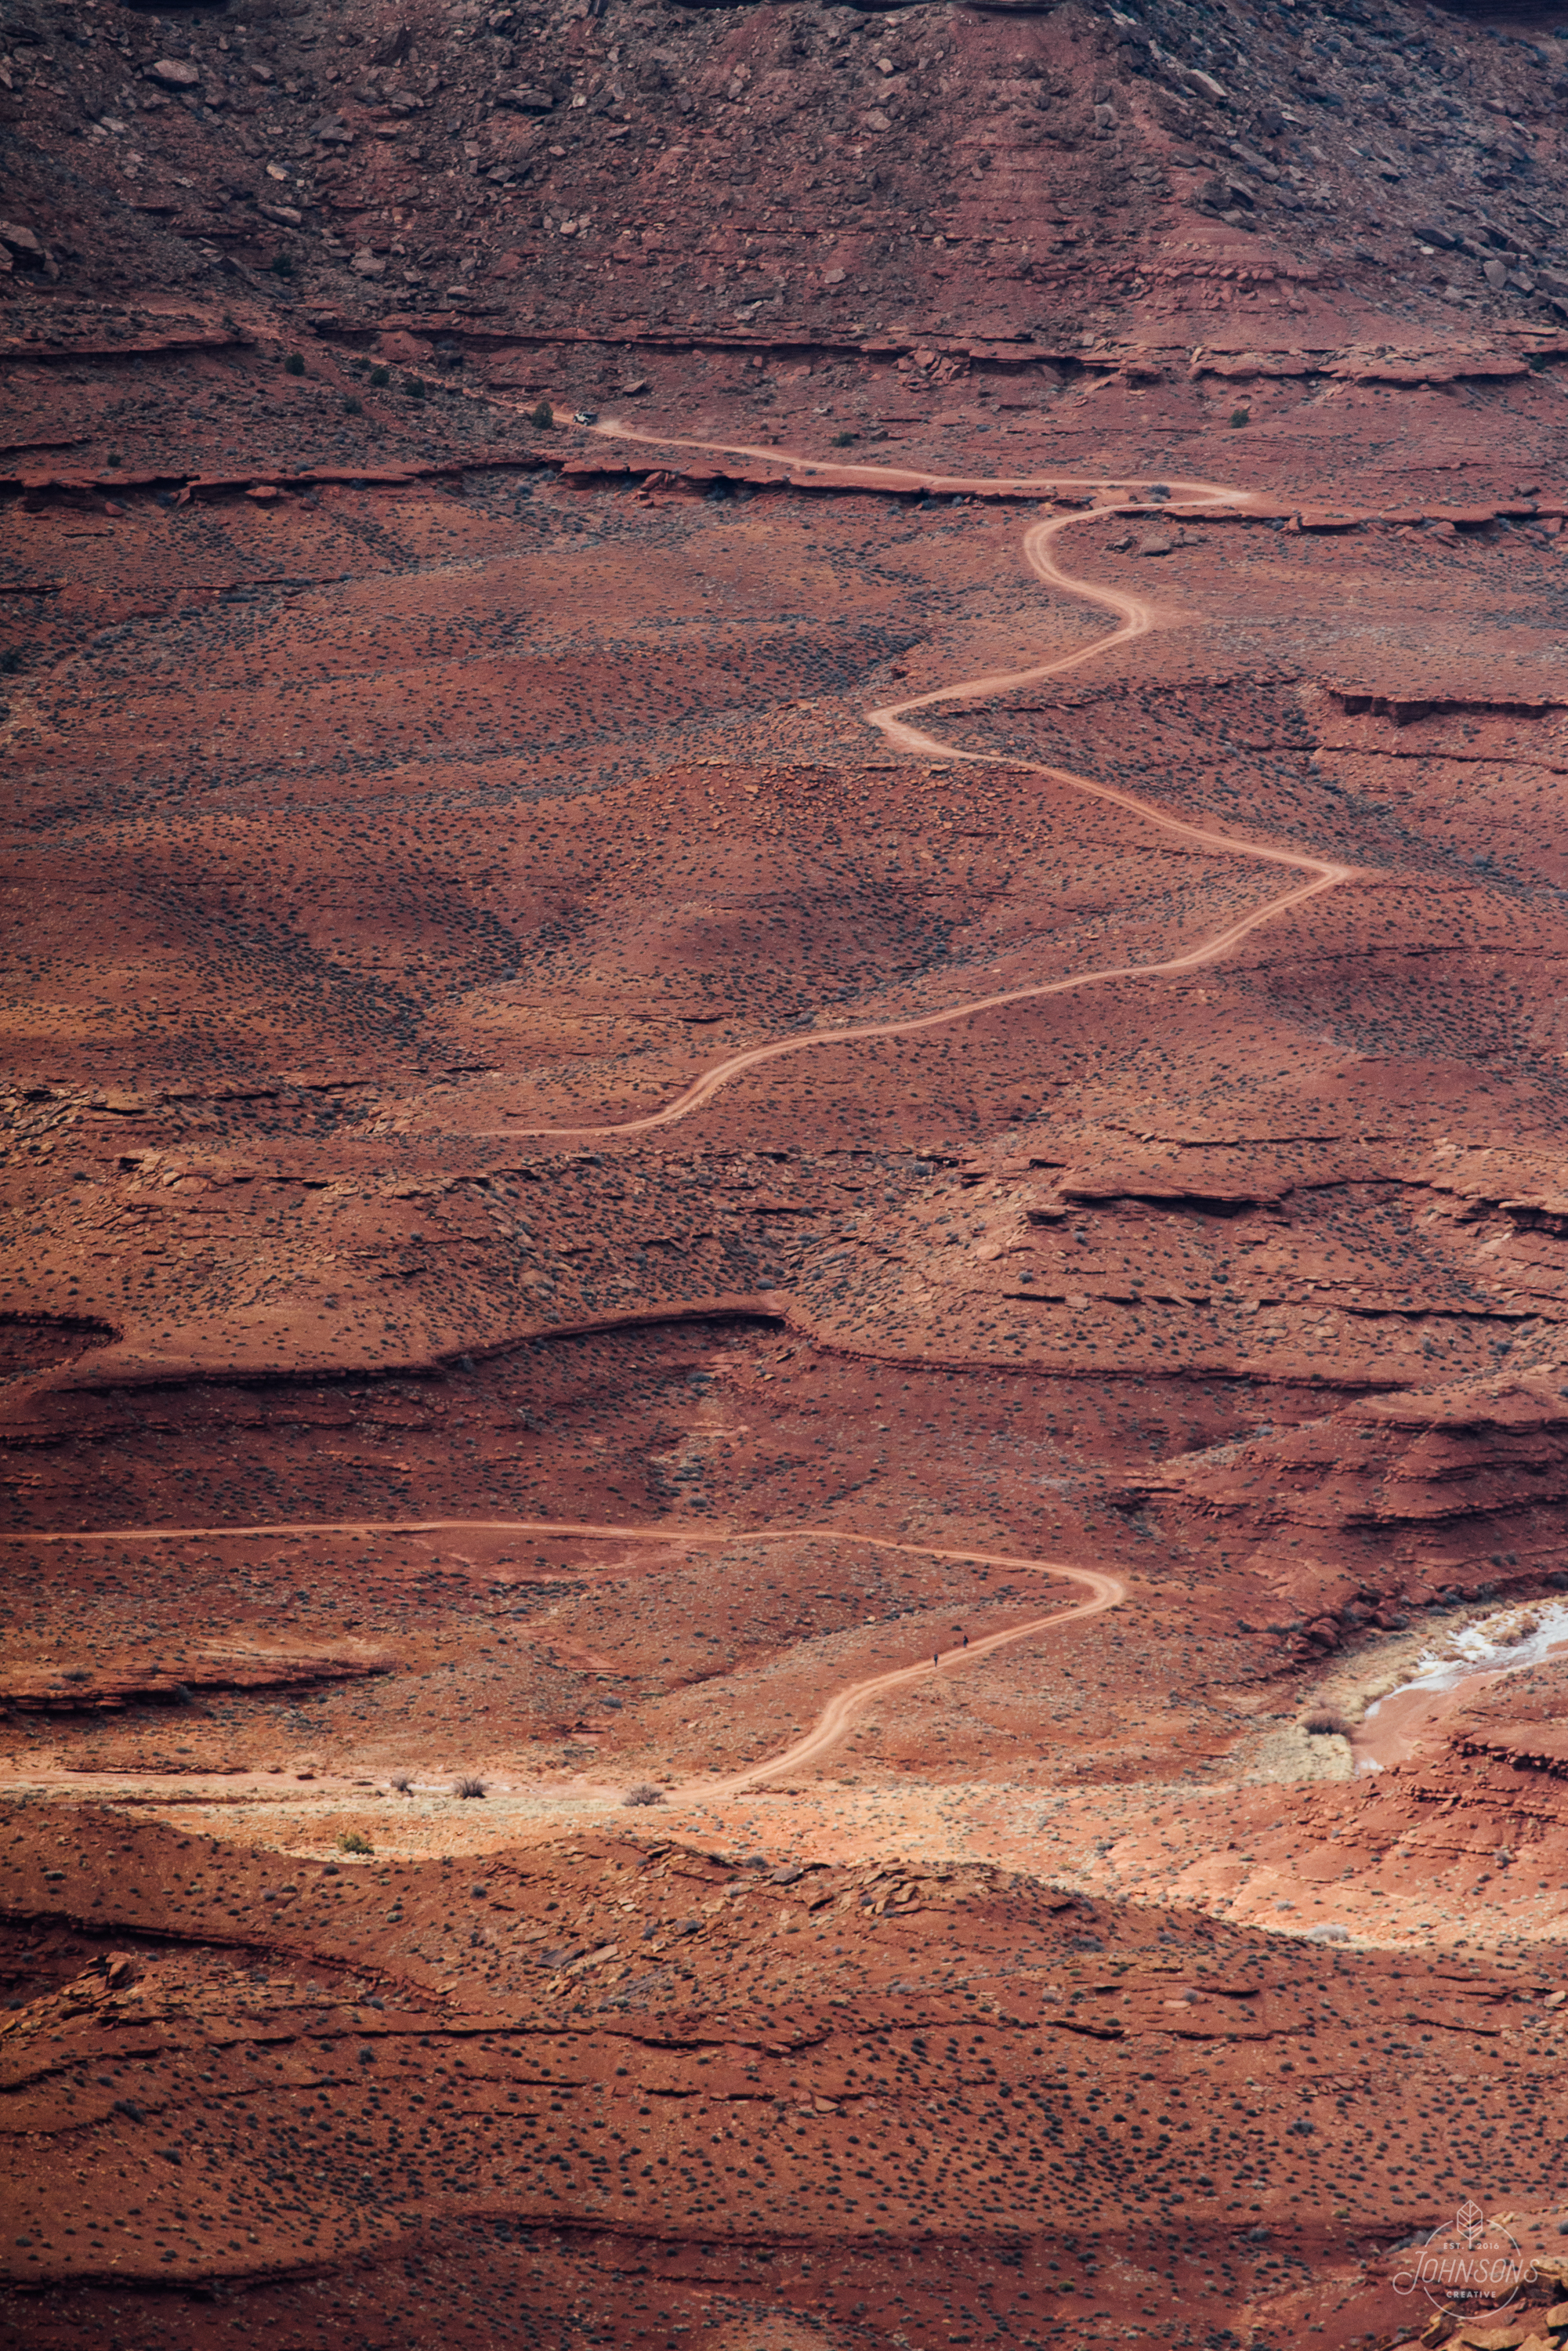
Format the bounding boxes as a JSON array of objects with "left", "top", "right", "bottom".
[
  {"left": 0, "top": 649, "right": 24, "bottom": 675},
  {"left": 453, "top": 1775, "right": 486, "bottom": 1799},
  {"left": 369, "top": 364, "right": 390, "bottom": 386},
  {"left": 404, "top": 375, "right": 425, "bottom": 400},
  {"left": 337, "top": 1829, "right": 373, "bottom": 1856},
  {"left": 389, "top": 1772, "right": 412, "bottom": 1794},
  {"left": 271, "top": 252, "right": 295, "bottom": 277},
  {"left": 1229, "top": 405, "right": 1251, "bottom": 427},
  {"left": 622, "top": 1783, "right": 665, "bottom": 1808},
  {"left": 343, "top": 394, "right": 363, "bottom": 415},
  {"left": 284, "top": 352, "right": 305, "bottom": 376},
  {"left": 530, "top": 400, "right": 554, "bottom": 429},
  {"left": 1303, "top": 1708, "right": 1350, "bottom": 1737},
  {"left": 831, "top": 429, "right": 857, "bottom": 446}
]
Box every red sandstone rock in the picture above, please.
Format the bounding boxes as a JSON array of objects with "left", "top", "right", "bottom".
[{"left": 5, "top": 0, "right": 1568, "bottom": 2343}]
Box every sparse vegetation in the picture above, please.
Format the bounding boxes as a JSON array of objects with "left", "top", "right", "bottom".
[
  {"left": 1229, "top": 406, "right": 1251, "bottom": 427},
  {"left": 337, "top": 1829, "right": 374, "bottom": 1855},
  {"left": 389, "top": 1773, "right": 412, "bottom": 1794},
  {"left": 284, "top": 352, "right": 305, "bottom": 376},
  {"left": 531, "top": 400, "right": 554, "bottom": 429},
  {"left": 1303, "top": 1708, "right": 1351, "bottom": 1737},
  {"left": 453, "top": 1775, "right": 487, "bottom": 1799},
  {"left": 404, "top": 375, "right": 425, "bottom": 401},
  {"left": 622, "top": 1783, "right": 665, "bottom": 1807},
  {"left": 343, "top": 394, "right": 363, "bottom": 415},
  {"left": 369, "top": 364, "right": 391, "bottom": 387}
]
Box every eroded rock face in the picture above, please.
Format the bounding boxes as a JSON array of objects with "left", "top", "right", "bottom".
[
  {"left": 1, "top": 0, "right": 1566, "bottom": 338},
  {"left": 5, "top": 0, "right": 1568, "bottom": 2344},
  {"left": 2, "top": 1809, "right": 1566, "bottom": 2349},
  {"left": 1128, "top": 1369, "right": 1568, "bottom": 1640}
]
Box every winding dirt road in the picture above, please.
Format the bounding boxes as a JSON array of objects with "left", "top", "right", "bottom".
[
  {"left": 5, "top": 1516, "right": 1123, "bottom": 1794},
  {"left": 12, "top": 433, "right": 1331, "bottom": 1805},
  {"left": 483, "top": 429, "right": 1353, "bottom": 1143}
]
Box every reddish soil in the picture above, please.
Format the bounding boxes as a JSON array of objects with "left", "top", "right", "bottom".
[{"left": 5, "top": 0, "right": 1568, "bottom": 2346}]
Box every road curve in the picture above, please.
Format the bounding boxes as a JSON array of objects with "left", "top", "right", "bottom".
[
  {"left": 477, "top": 427, "right": 1352, "bottom": 1143},
  {"left": 5, "top": 1515, "right": 1123, "bottom": 1788},
  {"left": 707, "top": 1552, "right": 1124, "bottom": 1796}
]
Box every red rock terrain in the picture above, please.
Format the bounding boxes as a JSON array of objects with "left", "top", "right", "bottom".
[{"left": 5, "top": 0, "right": 1568, "bottom": 2343}]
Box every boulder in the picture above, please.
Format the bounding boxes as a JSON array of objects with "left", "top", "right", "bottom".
[{"left": 147, "top": 58, "right": 201, "bottom": 89}]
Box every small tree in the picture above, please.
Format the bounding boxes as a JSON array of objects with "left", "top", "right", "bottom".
[{"left": 531, "top": 400, "right": 554, "bottom": 430}]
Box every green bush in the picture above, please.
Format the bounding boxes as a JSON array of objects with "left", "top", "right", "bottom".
[
  {"left": 0, "top": 648, "right": 23, "bottom": 676},
  {"left": 336, "top": 1829, "right": 374, "bottom": 1856},
  {"left": 404, "top": 375, "right": 425, "bottom": 400},
  {"left": 369, "top": 364, "right": 390, "bottom": 387},
  {"left": 271, "top": 252, "right": 295, "bottom": 277},
  {"left": 343, "top": 393, "right": 363, "bottom": 415},
  {"left": 530, "top": 400, "right": 554, "bottom": 430},
  {"left": 1229, "top": 405, "right": 1251, "bottom": 427},
  {"left": 284, "top": 352, "right": 305, "bottom": 376}
]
